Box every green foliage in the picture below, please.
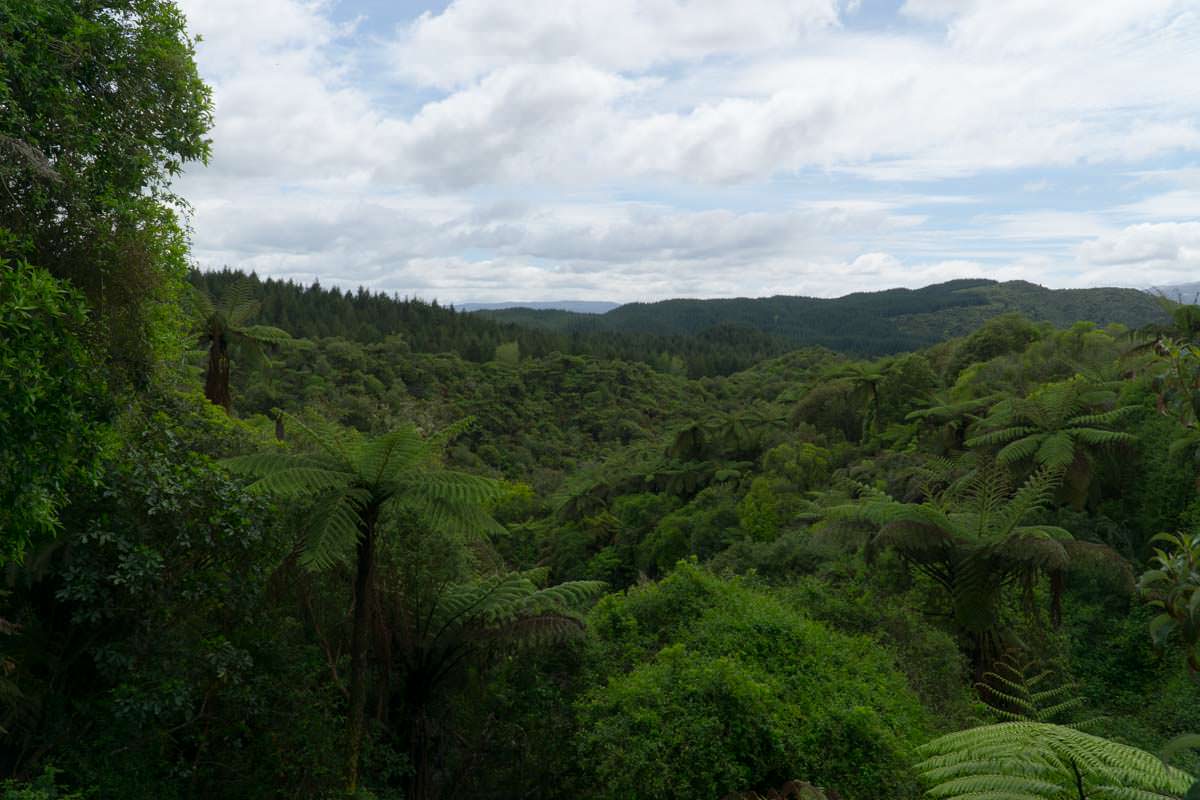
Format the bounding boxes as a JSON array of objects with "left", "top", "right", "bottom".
[
  {"left": 916, "top": 722, "right": 1195, "bottom": 799},
  {"left": 0, "top": 258, "right": 105, "bottom": 561},
  {"left": 639, "top": 485, "right": 741, "bottom": 575},
  {"left": 487, "top": 280, "right": 1164, "bottom": 358},
  {"left": 825, "top": 464, "right": 1102, "bottom": 665},
  {"left": 976, "top": 657, "right": 1092, "bottom": 727},
  {"left": 946, "top": 313, "right": 1042, "bottom": 380},
  {"left": 380, "top": 553, "right": 604, "bottom": 799},
  {"left": 225, "top": 416, "right": 501, "bottom": 570},
  {"left": 966, "top": 378, "right": 1138, "bottom": 508},
  {"left": 493, "top": 339, "right": 520, "bottom": 364},
  {"left": 0, "top": 768, "right": 84, "bottom": 800},
  {"left": 0, "top": 0, "right": 212, "bottom": 383},
  {"left": 579, "top": 564, "right": 929, "bottom": 800},
  {"left": 737, "top": 477, "right": 784, "bottom": 541},
  {"left": 3, "top": 398, "right": 346, "bottom": 797},
  {"left": 1139, "top": 530, "right": 1200, "bottom": 673},
  {"left": 224, "top": 414, "right": 503, "bottom": 792}
]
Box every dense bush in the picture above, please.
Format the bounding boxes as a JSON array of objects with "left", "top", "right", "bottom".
[
  {"left": 0, "top": 257, "right": 105, "bottom": 560},
  {"left": 578, "top": 564, "right": 929, "bottom": 799}
]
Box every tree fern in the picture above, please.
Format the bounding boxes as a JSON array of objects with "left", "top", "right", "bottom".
[
  {"left": 824, "top": 463, "right": 1115, "bottom": 670},
  {"left": 190, "top": 277, "right": 292, "bottom": 412},
  {"left": 966, "top": 378, "right": 1137, "bottom": 509},
  {"left": 916, "top": 722, "right": 1195, "bottom": 799},
  {"left": 384, "top": 569, "right": 605, "bottom": 798},
  {"left": 223, "top": 414, "right": 502, "bottom": 792}
]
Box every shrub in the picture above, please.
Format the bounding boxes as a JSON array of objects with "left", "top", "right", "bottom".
[{"left": 577, "top": 564, "right": 928, "bottom": 799}]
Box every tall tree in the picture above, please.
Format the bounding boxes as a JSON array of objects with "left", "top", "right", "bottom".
[
  {"left": 0, "top": 0, "right": 212, "bottom": 382},
  {"left": 224, "top": 417, "right": 502, "bottom": 793},
  {"left": 190, "top": 279, "right": 290, "bottom": 412}
]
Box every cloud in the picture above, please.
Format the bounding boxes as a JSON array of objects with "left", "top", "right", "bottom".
[
  {"left": 174, "top": 0, "right": 1200, "bottom": 301},
  {"left": 390, "top": 0, "right": 842, "bottom": 90},
  {"left": 1078, "top": 222, "right": 1200, "bottom": 269}
]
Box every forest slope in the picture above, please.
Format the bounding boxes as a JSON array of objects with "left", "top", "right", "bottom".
[{"left": 480, "top": 279, "right": 1166, "bottom": 356}]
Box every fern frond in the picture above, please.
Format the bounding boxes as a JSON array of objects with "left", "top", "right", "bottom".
[
  {"left": 281, "top": 412, "right": 355, "bottom": 466},
  {"left": 917, "top": 723, "right": 1195, "bottom": 800},
  {"left": 996, "top": 467, "right": 1062, "bottom": 537},
  {"left": 222, "top": 452, "right": 353, "bottom": 498},
  {"left": 239, "top": 324, "right": 292, "bottom": 345},
  {"left": 1071, "top": 428, "right": 1137, "bottom": 447},
  {"left": 250, "top": 466, "right": 354, "bottom": 497},
  {"left": 996, "top": 434, "right": 1044, "bottom": 466},
  {"left": 1035, "top": 431, "right": 1077, "bottom": 471},
  {"left": 967, "top": 426, "right": 1038, "bottom": 449},
  {"left": 356, "top": 426, "right": 430, "bottom": 485},
  {"left": 298, "top": 489, "right": 367, "bottom": 570},
  {"left": 220, "top": 279, "right": 260, "bottom": 325},
  {"left": 1069, "top": 406, "right": 1139, "bottom": 427}
]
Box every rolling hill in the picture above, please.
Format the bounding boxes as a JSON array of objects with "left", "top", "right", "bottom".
[{"left": 477, "top": 279, "right": 1168, "bottom": 356}]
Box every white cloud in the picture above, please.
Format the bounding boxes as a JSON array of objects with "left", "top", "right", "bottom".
[
  {"left": 391, "top": 0, "right": 842, "bottom": 90},
  {"left": 1078, "top": 222, "right": 1200, "bottom": 269},
  {"left": 173, "top": 0, "right": 1200, "bottom": 301}
]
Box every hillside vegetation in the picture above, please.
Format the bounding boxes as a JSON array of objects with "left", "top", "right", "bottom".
[
  {"left": 481, "top": 278, "right": 1167, "bottom": 356},
  {"left": 4, "top": 5, "right": 1200, "bottom": 800}
]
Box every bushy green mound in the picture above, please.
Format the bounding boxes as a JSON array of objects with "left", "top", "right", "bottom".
[{"left": 577, "top": 563, "right": 929, "bottom": 799}]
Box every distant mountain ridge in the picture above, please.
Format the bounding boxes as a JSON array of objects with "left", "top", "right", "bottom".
[
  {"left": 478, "top": 279, "right": 1168, "bottom": 356},
  {"left": 459, "top": 300, "right": 620, "bottom": 313}
]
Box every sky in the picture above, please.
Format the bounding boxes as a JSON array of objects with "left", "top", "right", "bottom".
[{"left": 174, "top": 0, "right": 1200, "bottom": 303}]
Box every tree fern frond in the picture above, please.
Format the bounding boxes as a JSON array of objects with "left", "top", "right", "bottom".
[
  {"left": 967, "top": 426, "right": 1038, "bottom": 449},
  {"left": 219, "top": 279, "right": 260, "bottom": 324},
  {"left": 426, "top": 417, "right": 477, "bottom": 451},
  {"left": 996, "top": 434, "right": 1043, "bottom": 466},
  {"left": 406, "top": 493, "right": 507, "bottom": 536},
  {"left": 1167, "top": 430, "right": 1200, "bottom": 463},
  {"left": 407, "top": 469, "right": 501, "bottom": 501},
  {"left": 1071, "top": 428, "right": 1137, "bottom": 447},
  {"left": 476, "top": 613, "right": 587, "bottom": 647},
  {"left": 280, "top": 412, "right": 355, "bottom": 466},
  {"left": 221, "top": 451, "right": 303, "bottom": 478},
  {"left": 1036, "top": 431, "right": 1077, "bottom": 471},
  {"left": 250, "top": 466, "right": 354, "bottom": 497},
  {"left": 356, "top": 426, "right": 430, "bottom": 485},
  {"left": 188, "top": 284, "right": 215, "bottom": 322},
  {"left": 1069, "top": 406, "right": 1139, "bottom": 427},
  {"left": 917, "top": 723, "right": 1195, "bottom": 800},
  {"left": 996, "top": 468, "right": 1062, "bottom": 537},
  {"left": 977, "top": 658, "right": 1089, "bottom": 726},
  {"left": 298, "top": 491, "right": 366, "bottom": 570},
  {"left": 238, "top": 324, "right": 292, "bottom": 345}
]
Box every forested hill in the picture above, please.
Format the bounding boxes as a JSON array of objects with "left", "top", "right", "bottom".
[
  {"left": 480, "top": 278, "right": 1167, "bottom": 354},
  {"left": 193, "top": 271, "right": 1168, "bottom": 375},
  {"left": 189, "top": 268, "right": 795, "bottom": 377}
]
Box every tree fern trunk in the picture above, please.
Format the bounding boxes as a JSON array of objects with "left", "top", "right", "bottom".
[
  {"left": 346, "top": 508, "right": 377, "bottom": 793},
  {"left": 203, "top": 335, "right": 232, "bottom": 412}
]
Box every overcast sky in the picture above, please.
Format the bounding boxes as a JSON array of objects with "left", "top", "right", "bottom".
[{"left": 174, "top": 0, "right": 1200, "bottom": 303}]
